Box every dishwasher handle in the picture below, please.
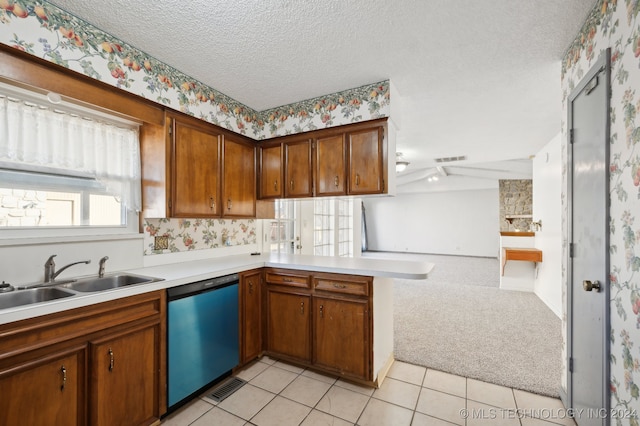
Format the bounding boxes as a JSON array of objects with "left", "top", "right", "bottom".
[{"left": 167, "top": 274, "right": 239, "bottom": 301}]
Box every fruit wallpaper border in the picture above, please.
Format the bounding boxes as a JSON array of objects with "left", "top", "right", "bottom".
[
  {"left": 561, "top": 0, "right": 640, "bottom": 420},
  {"left": 143, "top": 218, "right": 256, "bottom": 255},
  {"left": 0, "top": 0, "right": 389, "bottom": 140}
]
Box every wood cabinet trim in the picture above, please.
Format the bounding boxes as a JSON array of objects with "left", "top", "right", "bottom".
[
  {"left": 0, "top": 45, "right": 164, "bottom": 126},
  {"left": 0, "top": 291, "right": 164, "bottom": 362}
]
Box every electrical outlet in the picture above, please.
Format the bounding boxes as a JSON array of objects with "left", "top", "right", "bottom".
[{"left": 154, "top": 235, "right": 169, "bottom": 250}]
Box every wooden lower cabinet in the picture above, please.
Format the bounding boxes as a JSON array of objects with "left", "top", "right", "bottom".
[
  {"left": 264, "top": 269, "right": 373, "bottom": 382},
  {"left": 90, "top": 323, "right": 160, "bottom": 426},
  {"left": 313, "top": 296, "right": 370, "bottom": 379},
  {"left": 240, "top": 269, "right": 263, "bottom": 365},
  {"left": 0, "top": 291, "right": 165, "bottom": 426},
  {"left": 0, "top": 345, "right": 86, "bottom": 426},
  {"left": 266, "top": 289, "right": 311, "bottom": 362}
]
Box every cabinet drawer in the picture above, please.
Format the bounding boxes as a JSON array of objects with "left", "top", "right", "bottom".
[
  {"left": 314, "top": 276, "right": 370, "bottom": 296},
  {"left": 265, "top": 270, "right": 310, "bottom": 288}
]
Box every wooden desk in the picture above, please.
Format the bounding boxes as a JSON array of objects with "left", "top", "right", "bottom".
[{"left": 501, "top": 247, "right": 543, "bottom": 276}]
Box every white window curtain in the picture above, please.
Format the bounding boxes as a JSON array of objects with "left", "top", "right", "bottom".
[{"left": 0, "top": 94, "right": 141, "bottom": 212}]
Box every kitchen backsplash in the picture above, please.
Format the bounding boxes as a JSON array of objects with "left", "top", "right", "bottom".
[
  {"left": 0, "top": 1, "right": 389, "bottom": 140},
  {"left": 143, "top": 218, "right": 256, "bottom": 256}
]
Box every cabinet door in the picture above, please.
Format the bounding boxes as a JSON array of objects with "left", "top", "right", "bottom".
[
  {"left": 0, "top": 346, "right": 86, "bottom": 426},
  {"left": 241, "top": 270, "right": 263, "bottom": 364},
  {"left": 313, "top": 296, "right": 370, "bottom": 380},
  {"left": 171, "top": 120, "right": 221, "bottom": 217},
  {"left": 90, "top": 324, "right": 160, "bottom": 426},
  {"left": 267, "top": 289, "right": 311, "bottom": 361},
  {"left": 284, "top": 139, "right": 313, "bottom": 198},
  {"left": 347, "top": 127, "right": 384, "bottom": 195},
  {"left": 315, "top": 134, "right": 346, "bottom": 196},
  {"left": 223, "top": 136, "right": 256, "bottom": 217},
  {"left": 260, "top": 144, "right": 282, "bottom": 199}
]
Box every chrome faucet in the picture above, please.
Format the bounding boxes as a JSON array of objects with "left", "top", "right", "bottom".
[
  {"left": 98, "top": 256, "right": 109, "bottom": 278},
  {"left": 44, "top": 255, "right": 91, "bottom": 283}
]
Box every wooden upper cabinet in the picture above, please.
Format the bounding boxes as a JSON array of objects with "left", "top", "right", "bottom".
[
  {"left": 315, "top": 134, "right": 346, "bottom": 196},
  {"left": 223, "top": 135, "right": 256, "bottom": 217},
  {"left": 285, "top": 139, "right": 313, "bottom": 198},
  {"left": 260, "top": 144, "right": 282, "bottom": 199},
  {"left": 170, "top": 118, "right": 221, "bottom": 217},
  {"left": 347, "top": 126, "right": 384, "bottom": 195}
]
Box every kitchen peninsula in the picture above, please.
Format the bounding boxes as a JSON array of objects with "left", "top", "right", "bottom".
[{"left": 0, "top": 252, "right": 433, "bottom": 424}]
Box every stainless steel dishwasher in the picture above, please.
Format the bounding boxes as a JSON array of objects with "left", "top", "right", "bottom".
[{"left": 167, "top": 273, "right": 239, "bottom": 411}]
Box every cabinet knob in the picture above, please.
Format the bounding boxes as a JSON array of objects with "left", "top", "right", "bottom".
[
  {"left": 248, "top": 281, "right": 253, "bottom": 294},
  {"left": 319, "top": 304, "right": 324, "bottom": 318},
  {"left": 60, "top": 365, "right": 67, "bottom": 390},
  {"left": 334, "top": 176, "right": 339, "bottom": 187},
  {"left": 300, "top": 301, "right": 304, "bottom": 314},
  {"left": 108, "top": 348, "right": 114, "bottom": 372}
]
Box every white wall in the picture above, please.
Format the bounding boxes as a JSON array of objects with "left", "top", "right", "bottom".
[
  {"left": 533, "top": 133, "right": 562, "bottom": 318},
  {"left": 0, "top": 235, "right": 144, "bottom": 286},
  {"left": 363, "top": 189, "right": 500, "bottom": 257}
]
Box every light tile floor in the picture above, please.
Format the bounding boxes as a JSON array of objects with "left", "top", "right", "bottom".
[{"left": 161, "top": 358, "right": 576, "bottom": 426}]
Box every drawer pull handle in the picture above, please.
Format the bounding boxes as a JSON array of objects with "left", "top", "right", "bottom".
[
  {"left": 60, "top": 365, "right": 67, "bottom": 390},
  {"left": 282, "top": 278, "right": 293, "bottom": 283},
  {"left": 290, "top": 180, "right": 294, "bottom": 191},
  {"left": 334, "top": 176, "right": 339, "bottom": 187},
  {"left": 248, "top": 281, "right": 253, "bottom": 294},
  {"left": 227, "top": 199, "right": 232, "bottom": 211},
  {"left": 319, "top": 304, "right": 324, "bottom": 318},
  {"left": 300, "top": 301, "right": 304, "bottom": 314},
  {"left": 108, "top": 348, "right": 114, "bottom": 372},
  {"left": 210, "top": 196, "right": 215, "bottom": 210},
  {"left": 274, "top": 180, "right": 278, "bottom": 192},
  {"left": 333, "top": 283, "right": 347, "bottom": 289},
  {"left": 355, "top": 174, "right": 360, "bottom": 186}
]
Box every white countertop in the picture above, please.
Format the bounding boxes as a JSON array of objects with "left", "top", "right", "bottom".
[{"left": 0, "top": 253, "right": 433, "bottom": 325}]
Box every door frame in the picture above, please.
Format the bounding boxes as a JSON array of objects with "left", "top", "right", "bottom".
[{"left": 565, "top": 48, "right": 611, "bottom": 412}]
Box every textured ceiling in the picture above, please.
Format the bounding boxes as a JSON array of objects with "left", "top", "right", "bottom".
[{"left": 46, "top": 0, "right": 596, "bottom": 188}]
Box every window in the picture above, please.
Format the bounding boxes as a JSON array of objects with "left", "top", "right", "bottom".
[
  {"left": 267, "top": 199, "right": 298, "bottom": 254},
  {"left": 0, "top": 82, "right": 140, "bottom": 230},
  {"left": 313, "top": 198, "right": 353, "bottom": 257}
]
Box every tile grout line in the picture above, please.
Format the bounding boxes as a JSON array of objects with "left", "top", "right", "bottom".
[{"left": 245, "top": 364, "right": 306, "bottom": 424}]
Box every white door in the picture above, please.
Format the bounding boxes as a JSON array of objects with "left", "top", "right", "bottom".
[{"left": 567, "top": 49, "right": 610, "bottom": 425}]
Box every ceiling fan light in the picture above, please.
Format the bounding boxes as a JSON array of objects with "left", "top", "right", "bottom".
[{"left": 396, "top": 161, "right": 409, "bottom": 173}]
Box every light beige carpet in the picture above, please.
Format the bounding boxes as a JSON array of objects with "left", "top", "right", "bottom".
[{"left": 366, "top": 252, "right": 562, "bottom": 397}]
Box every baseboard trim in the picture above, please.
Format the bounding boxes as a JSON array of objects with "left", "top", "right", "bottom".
[{"left": 375, "top": 354, "right": 395, "bottom": 388}]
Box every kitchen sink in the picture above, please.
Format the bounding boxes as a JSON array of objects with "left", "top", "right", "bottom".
[
  {"left": 0, "top": 287, "right": 76, "bottom": 310},
  {"left": 59, "top": 273, "right": 161, "bottom": 293}
]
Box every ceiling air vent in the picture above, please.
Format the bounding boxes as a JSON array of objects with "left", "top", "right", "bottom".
[{"left": 434, "top": 155, "right": 467, "bottom": 163}]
